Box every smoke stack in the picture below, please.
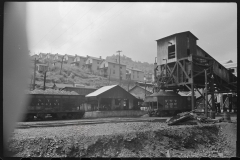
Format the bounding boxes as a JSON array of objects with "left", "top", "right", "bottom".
[
  {"left": 116, "top": 59, "right": 117, "bottom": 63},
  {"left": 100, "top": 56, "right": 101, "bottom": 59}
]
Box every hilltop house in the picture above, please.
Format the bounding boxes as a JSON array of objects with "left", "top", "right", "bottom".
[
  {"left": 63, "top": 54, "right": 75, "bottom": 64},
  {"left": 71, "top": 54, "right": 87, "bottom": 68},
  {"left": 126, "top": 67, "right": 144, "bottom": 82},
  {"left": 84, "top": 56, "right": 104, "bottom": 74},
  {"left": 53, "top": 53, "right": 64, "bottom": 62},
  {"left": 99, "top": 60, "right": 127, "bottom": 80},
  {"left": 39, "top": 53, "right": 47, "bottom": 60}
]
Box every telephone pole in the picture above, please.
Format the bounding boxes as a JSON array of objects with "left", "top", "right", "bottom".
[
  {"left": 116, "top": 50, "right": 122, "bottom": 85},
  {"left": 33, "top": 58, "right": 37, "bottom": 90}
]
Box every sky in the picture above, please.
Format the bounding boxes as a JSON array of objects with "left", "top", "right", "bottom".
[{"left": 26, "top": 2, "right": 237, "bottom": 63}]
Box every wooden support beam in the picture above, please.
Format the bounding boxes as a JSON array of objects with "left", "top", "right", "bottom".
[
  {"left": 190, "top": 58, "right": 195, "bottom": 111},
  {"left": 177, "top": 61, "right": 190, "bottom": 79},
  {"left": 195, "top": 87, "right": 212, "bottom": 108},
  {"left": 184, "top": 84, "right": 191, "bottom": 91}
]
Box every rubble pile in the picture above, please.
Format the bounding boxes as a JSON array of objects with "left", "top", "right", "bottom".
[{"left": 167, "top": 111, "right": 227, "bottom": 126}]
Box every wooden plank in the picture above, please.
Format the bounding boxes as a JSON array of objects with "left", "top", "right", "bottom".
[{"left": 177, "top": 61, "right": 190, "bottom": 79}]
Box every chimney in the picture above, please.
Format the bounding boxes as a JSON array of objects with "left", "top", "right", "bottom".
[
  {"left": 100, "top": 56, "right": 101, "bottom": 59},
  {"left": 116, "top": 59, "right": 118, "bottom": 63},
  {"left": 87, "top": 55, "right": 89, "bottom": 58}
]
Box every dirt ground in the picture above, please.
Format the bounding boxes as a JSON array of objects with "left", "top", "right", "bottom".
[{"left": 6, "top": 121, "right": 237, "bottom": 158}]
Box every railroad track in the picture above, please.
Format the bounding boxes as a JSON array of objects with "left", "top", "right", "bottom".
[{"left": 16, "top": 117, "right": 169, "bottom": 129}]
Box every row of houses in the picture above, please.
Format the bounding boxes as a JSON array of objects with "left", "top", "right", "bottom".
[{"left": 31, "top": 52, "right": 154, "bottom": 82}]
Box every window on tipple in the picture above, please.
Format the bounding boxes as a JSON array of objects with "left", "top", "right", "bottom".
[{"left": 168, "top": 44, "right": 175, "bottom": 59}]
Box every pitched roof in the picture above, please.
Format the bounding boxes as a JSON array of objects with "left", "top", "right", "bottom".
[
  {"left": 87, "top": 56, "right": 104, "bottom": 61},
  {"left": 106, "top": 60, "right": 126, "bottom": 66},
  {"left": 86, "top": 85, "right": 117, "bottom": 97},
  {"left": 219, "top": 60, "right": 233, "bottom": 64},
  {"left": 129, "top": 85, "right": 153, "bottom": 93},
  {"left": 222, "top": 62, "right": 237, "bottom": 68},
  {"left": 127, "top": 67, "right": 144, "bottom": 72},
  {"left": 156, "top": 31, "right": 199, "bottom": 41}
]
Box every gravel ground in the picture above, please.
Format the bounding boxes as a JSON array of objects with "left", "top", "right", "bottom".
[{"left": 7, "top": 121, "right": 237, "bottom": 158}]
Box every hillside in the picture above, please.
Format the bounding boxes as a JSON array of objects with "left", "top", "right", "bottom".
[
  {"left": 29, "top": 54, "right": 153, "bottom": 90},
  {"left": 106, "top": 54, "right": 154, "bottom": 73},
  {"left": 31, "top": 62, "right": 136, "bottom": 90}
]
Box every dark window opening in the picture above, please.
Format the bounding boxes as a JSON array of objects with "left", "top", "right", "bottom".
[
  {"left": 229, "top": 68, "right": 234, "bottom": 73},
  {"left": 205, "top": 54, "right": 208, "bottom": 57},
  {"left": 218, "top": 64, "right": 222, "bottom": 69},
  {"left": 187, "top": 49, "right": 190, "bottom": 56},
  {"left": 168, "top": 45, "right": 175, "bottom": 59}
]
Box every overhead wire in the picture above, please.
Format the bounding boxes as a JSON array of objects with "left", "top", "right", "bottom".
[
  {"left": 31, "top": 2, "right": 79, "bottom": 49},
  {"left": 66, "top": 3, "right": 133, "bottom": 54},
  {"left": 47, "top": 2, "right": 100, "bottom": 51},
  {"left": 55, "top": 2, "right": 119, "bottom": 52}
]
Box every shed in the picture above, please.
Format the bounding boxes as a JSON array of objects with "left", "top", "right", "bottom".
[
  {"left": 86, "top": 85, "right": 138, "bottom": 111},
  {"left": 129, "top": 85, "right": 153, "bottom": 100}
]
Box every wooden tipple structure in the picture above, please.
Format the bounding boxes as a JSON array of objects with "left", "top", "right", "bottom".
[{"left": 154, "top": 31, "right": 237, "bottom": 111}]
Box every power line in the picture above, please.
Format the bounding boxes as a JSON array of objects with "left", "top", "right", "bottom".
[
  {"left": 55, "top": 2, "right": 119, "bottom": 52},
  {"left": 32, "top": 2, "right": 79, "bottom": 48},
  {"left": 66, "top": 3, "right": 133, "bottom": 53},
  {"left": 47, "top": 2, "right": 100, "bottom": 50}
]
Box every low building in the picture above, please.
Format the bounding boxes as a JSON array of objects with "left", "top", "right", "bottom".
[
  {"left": 36, "top": 63, "right": 48, "bottom": 73},
  {"left": 99, "top": 60, "right": 127, "bottom": 80},
  {"left": 126, "top": 67, "right": 144, "bottom": 82},
  {"left": 85, "top": 85, "right": 138, "bottom": 111},
  {"left": 63, "top": 86, "right": 97, "bottom": 96},
  {"left": 84, "top": 56, "right": 104, "bottom": 74},
  {"left": 129, "top": 85, "right": 153, "bottom": 100}
]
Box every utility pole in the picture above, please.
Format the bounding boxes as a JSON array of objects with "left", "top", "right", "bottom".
[
  {"left": 33, "top": 58, "right": 37, "bottom": 90},
  {"left": 60, "top": 56, "right": 64, "bottom": 75},
  {"left": 43, "top": 70, "right": 47, "bottom": 90},
  {"left": 116, "top": 50, "right": 122, "bottom": 85},
  {"left": 205, "top": 69, "right": 208, "bottom": 117}
]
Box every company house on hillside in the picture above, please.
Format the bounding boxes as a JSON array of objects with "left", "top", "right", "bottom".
[
  {"left": 32, "top": 53, "right": 147, "bottom": 83},
  {"left": 99, "top": 60, "right": 127, "bottom": 80}
]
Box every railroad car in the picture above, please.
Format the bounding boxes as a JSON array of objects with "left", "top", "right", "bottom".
[
  {"left": 145, "top": 90, "right": 193, "bottom": 116},
  {"left": 24, "top": 89, "right": 86, "bottom": 121}
]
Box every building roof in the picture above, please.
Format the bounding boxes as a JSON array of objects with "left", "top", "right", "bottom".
[
  {"left": 156, "top": 31, "right": 199, "bottom": 41},
  {"left": 86, "top": 85, "right": 117, "bottom": 97},
  {"left": 64, "top": 54, "right": 75, "bottom": 58},
  {"left": 107, "top": 60, "right": 126, "bottom": 66},
  {"left": 126, "top": 67, "right": 144, "bottom": 72},
  {"left": 129, "top": 85, "right": 153, "bottom": 93},
  {"left": 87, "top": 56, "right": 104, "bottom": 61},
  {"left": 219, "top": 60, "right": 233, "bottom": 64},
  {"left": 54, "top": 53, "right": 64, "bottom": 56},
  {"left": 28, "top": 89, "right": 79, "bottom": 95},
  {"left": 86, "top": 85, "right": 137, "bottom": 100},
  {"left": 222, "top": 62, "right": 237, "bottom": 69}
]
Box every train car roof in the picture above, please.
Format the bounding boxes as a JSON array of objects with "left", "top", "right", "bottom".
[{"left": 27, "top": 89, "right": 79, "bottom": 95}]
